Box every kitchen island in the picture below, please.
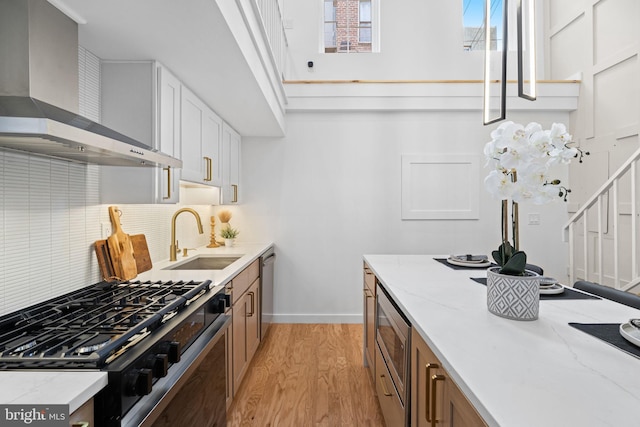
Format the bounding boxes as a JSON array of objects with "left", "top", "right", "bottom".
[{"left": 364, "top": 254, "right": 640, "bottom": 427}]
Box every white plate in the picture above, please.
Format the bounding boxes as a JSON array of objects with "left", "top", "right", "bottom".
[
  {"left": 449, "top": 255, "right": 488, "bottom": 264},
  {"left": 620, "top": 322, "right": 640, "bottom": 348},
  {"left": 446, "top": 257, "right": 492, "bottom": 268},
  {"left": 539, "top": 283, "right": 564, "bottom": 295},
  {"left": 539, "top": 276, "right": 558, "bottom": 286}
]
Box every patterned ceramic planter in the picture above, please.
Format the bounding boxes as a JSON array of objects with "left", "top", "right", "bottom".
[{"left": 487, "top": 267, "right": 540, "bottom": 321}]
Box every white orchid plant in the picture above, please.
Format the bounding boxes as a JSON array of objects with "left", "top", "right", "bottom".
[{"left": 484, "top": 121, "right": 588, "bottom": 275}]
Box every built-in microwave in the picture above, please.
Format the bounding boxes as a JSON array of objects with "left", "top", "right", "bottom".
[{"left": 375, "top": 283, "right": 411, "bottom": 426}]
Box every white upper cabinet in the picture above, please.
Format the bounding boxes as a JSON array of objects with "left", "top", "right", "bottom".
[
  {"left": 221, "top": 122, "right": 241, "bottom": 204},
  {"left": 180, "top": 87, "right": 223, "bottom": 187},
  {"left": 99, "top": 61, "right": 181, "bottom": 204}
]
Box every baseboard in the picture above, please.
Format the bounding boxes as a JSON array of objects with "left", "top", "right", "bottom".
[{"left": 272, "top": 313, "right": 362, "bottom": 324}]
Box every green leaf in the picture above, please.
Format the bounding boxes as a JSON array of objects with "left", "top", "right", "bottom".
[{"left": 499, "top": 250, "right": 527, "bottom": 275}]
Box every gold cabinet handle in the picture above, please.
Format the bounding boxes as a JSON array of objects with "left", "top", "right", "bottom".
[
  {"left": 247, "top": 291, "right": 255, "bottom": 317},
  {"left": 378, "top": 374, "right": 392, "bottom": 397},
  {"left": 425, "top": 363, "right": 440, "bottom": 422},
  {"left": 203, "top": 157, "right": 212, "bottom": 181},
  {"left": 232, "top": 184, "right": 238, "bottom": 202},
  {"left": 364, "top": 289, "right": 373, "bottom": 298},
  {"left": 430, "top": 374, "right": 445, "bottom": 427},
  {"left": 163, "top": 166, "right": 171, "bottom": 199}
]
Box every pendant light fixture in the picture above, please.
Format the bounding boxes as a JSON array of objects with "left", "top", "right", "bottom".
[{"left": 483, "top": 0, "right": 537, "bottom": 125}]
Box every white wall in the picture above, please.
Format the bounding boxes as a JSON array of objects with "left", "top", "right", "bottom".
[
  {"left": 283, "top": 0, "right": 545, "bottom": 81},
  {"left": 239, "top": 109, "right": 572, "bottom": 323},
  {"left": 547, "top": 0, "right": 640, "bottom": 287}
]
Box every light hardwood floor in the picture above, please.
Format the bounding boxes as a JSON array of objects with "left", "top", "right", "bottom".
[{"left": 227, "top": 324, "right": 385, "bottom": 427}]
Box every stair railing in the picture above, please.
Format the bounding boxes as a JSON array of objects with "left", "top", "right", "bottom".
[{"left": 564, "top": 145, "right": 640, "bottom": 292}]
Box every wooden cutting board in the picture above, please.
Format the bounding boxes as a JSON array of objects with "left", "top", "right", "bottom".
[
  {"left": 107, "top": 206, "right": 138, "bottom": 280},
  {"left": 95, "top": 239, "right": 117, "bottom": 280},
  {"left": 130, "top": 234, "right": 152, "bottom": 273},
  {"left": 95, "top": 234, "right": 152, "bottom": 280}
]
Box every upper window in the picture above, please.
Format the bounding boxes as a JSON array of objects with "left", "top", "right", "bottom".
[
  {"left": 462, "top": 0, "right": 504, "bottom": 51},
  {"left": 323, "top": 0, "right": 377, "bottom": 53}
]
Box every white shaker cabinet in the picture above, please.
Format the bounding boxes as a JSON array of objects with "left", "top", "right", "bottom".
[
  {"left": 100, "top": 61, "right": 181, "bottom": 203},
  {"left": 221, "top": 122, "right": 241, "bottom": 204},
  {"left": 180, "top": 87, "right": 223, "bottom": 187}
]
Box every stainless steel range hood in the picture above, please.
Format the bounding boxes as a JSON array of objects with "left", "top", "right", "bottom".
[{"left": 0, "top": 0, "right": 182, "bottom": 168}]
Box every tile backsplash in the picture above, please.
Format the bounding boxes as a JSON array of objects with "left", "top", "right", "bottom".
[{"left": 0, "top": 149, "right": 215, "bottom": 316}]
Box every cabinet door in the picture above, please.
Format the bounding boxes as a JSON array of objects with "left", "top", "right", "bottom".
[
  {"left": 245, "top": 278, "right": 261, "bottom": 362},
  {"left": 411, "top": 329, "right": 487, "bottom": 427},
  {"left": 68, "top": 398, "right": 93, "bottom": 427},
  {"left": 363, "top": 262, "right": 376, "bottom": 379},
  {"left": 232, "top": 289, "right": 248, "bottom": 395},
  {"left": 180, "top": 87, "right": 206, "bottom": 184},
  {"left": 363, "top": 287, "right": 375, "bottom": 377},
  {"left": 411, "top": 329, "right": 447, "bottom": 427},
  {"left": 99, "top": 61, "right": 179, "bottom": 204},
  {"left": 226, "top": 307, "right": 234, "bottom": 409},
  {"left": 202, "top": 108, "right": 223, "bottom": 187},
  {"left": 445, "top": 378, "right": 487, "bottom": 427},
  {"left": 221, "top": 123, "right": 241, "bottom": 204},
  {"left": 157, "top": 64, "right": 181, "bottom": 203}
]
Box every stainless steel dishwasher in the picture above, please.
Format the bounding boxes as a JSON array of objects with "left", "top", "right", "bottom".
[{"left": 260, "top": 247, "right": 276, "bottom": 339}]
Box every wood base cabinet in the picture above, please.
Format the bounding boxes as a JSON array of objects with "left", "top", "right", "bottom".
[
  {"left": 68, "top": 398, "right": 93, "bottom": 426},
  {"left": 411, "top": 329, "right": 487, "bottom": 427},
  {"left": 232, "top": 278, "right": 260, "bottom": 392},
  {"left": 229, "top": 259, "right": 261, "bottom": 398},
  {"left": 363, "top": 262, "right": 376, "bottom": 380}
]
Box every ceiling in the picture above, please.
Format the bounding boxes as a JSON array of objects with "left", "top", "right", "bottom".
[{"left": 54, "top": 0, "right": 285, "bottom": 136}]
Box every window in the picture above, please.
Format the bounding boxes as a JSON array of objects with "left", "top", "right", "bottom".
[
  {"left": 462, "top": 0, "right": 504, "bottom": 51},
  {"left": 324, "top": 1, "right": 337, "bottom": 51},
  {"left": 323, "top": 0, "right": 376, "bottom": 53},
  {"left": 359, "top": 0, "right": 371, "bottom": 44}
]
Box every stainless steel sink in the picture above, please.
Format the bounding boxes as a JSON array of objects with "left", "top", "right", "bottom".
[{"left": 163, "top": 255, "right": 243, "bottom": 270}]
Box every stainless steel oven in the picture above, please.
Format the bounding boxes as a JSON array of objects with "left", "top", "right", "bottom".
[
  {"left": 0, "top": 279, "right": 230, "bottom": 427},
  {"left": 375, "top": 283, "right": 410, "bottom": 427}
]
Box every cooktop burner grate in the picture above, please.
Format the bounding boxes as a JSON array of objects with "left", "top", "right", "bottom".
[{"left": 0, "top": 279, "right": 211, "bottom": 368}]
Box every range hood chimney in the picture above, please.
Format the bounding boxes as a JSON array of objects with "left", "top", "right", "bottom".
[{"left": 0, "top": 0, "right": 181, "bottom": 168}]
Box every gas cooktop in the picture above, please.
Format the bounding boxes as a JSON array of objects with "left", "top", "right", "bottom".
[{"left": 0, "top": 279, "right": 212, "bottom": 369}]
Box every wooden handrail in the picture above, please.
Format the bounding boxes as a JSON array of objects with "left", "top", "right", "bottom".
[{"left": 284, "top": 79, "right": 581, "bottom": 85}]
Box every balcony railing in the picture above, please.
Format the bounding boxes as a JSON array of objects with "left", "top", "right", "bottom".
[{"left": 253, "top": 0, "right": 288, "bottom": 79}]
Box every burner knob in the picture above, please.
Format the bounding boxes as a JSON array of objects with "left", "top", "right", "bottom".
[
  {"left": 126, "top": 368, "right": 153, "bottom": 396},
  {"left": 159, "top": 341, "right": 181, "bottom": 363},
  {"left": 146, "top": 354, "right": 168, "bottom": 378}
]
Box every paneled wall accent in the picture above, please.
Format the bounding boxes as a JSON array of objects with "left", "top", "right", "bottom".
[
  {"left": 401, "top": 154, "right": 480, "bottom": 220},
  {"left": 547, "top": 0, "right": 640, "bottom": 288},
  {"left": 0, "top": 149, "right": 214, "bottom": 316}
]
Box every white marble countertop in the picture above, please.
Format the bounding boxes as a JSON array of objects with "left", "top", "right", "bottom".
[
  {"left": 364, "top": 254, "right": 640, "bottom": 427},
  {"left": 135, "top": 241, "right": 274, "bottom": 291},
  {"left": 0, "top": 372, "right": 108, "bottom": 413},
  {"left": 0, "top": 242, "right": 273, "bottom": 413}
]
